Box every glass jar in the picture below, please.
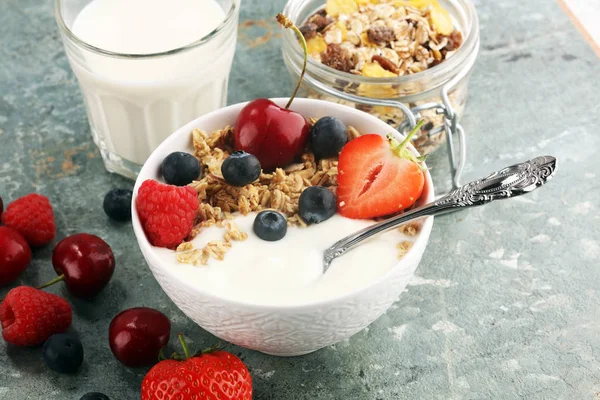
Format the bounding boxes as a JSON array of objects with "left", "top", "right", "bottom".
[{"left": 281, "top": 0, "right": 479, "bottom": 154}]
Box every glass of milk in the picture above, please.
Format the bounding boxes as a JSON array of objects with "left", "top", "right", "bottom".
[{"left": 54, "top": 0, "right": 240, "bottom": 179}]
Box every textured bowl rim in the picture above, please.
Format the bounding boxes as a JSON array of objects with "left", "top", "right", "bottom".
[{"left": 132, "top": 98, "right": 435, "bottom": 311}]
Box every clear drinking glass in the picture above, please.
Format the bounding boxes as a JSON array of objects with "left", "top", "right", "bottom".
[{"left": 54, "top": 0, "right": 240, "bottom": 179}]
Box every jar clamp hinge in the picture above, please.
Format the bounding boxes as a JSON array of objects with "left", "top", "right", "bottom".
[{"left": 302, "top": 73, "right": 467, "bottom": 195}]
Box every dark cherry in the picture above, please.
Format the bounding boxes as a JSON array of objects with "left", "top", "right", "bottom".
[
  {"left": 234, "top": 99, "right": 309, "bottom": 169},
  {"left": 109, "top": 307, "right": 171, "bottom": 368},
  {"left": 44, "top": 233, "right": 115, "bottom": 298},
  {"left": 0, "top": 226, "right": 32, "bottom": 286}
]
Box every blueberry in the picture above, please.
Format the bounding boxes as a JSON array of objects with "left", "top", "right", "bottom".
[
  {"left": 253, "top": 210, "right": 287, "bottom": 241},
  {"left": 80, "top": 393, "right": 110, "bottom": 400},
  {"left": 42, "top": 333, "right": 84, "bottom": 374},
  {"left": 161, "top": 152, "right": 201, "bottom": 186},
  {"left": 309, "top": 117, "right": 348, "bottom": 159},
  {"left": 299, "top": 186, "right": 336, "bottom": 224},
  {"left": 221, "top": 151, "right": 261, "bottom": 187},
  {"left": 103, "top": 188, "right": 132, "bottom": 221}
]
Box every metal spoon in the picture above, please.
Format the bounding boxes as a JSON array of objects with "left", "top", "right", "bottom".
[{"left": 323, "top": 155, "right": 557, "bottom": 273}]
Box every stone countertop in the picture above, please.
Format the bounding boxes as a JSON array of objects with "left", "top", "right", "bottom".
[{"left": 1, "top": 0, "right": 599, "bottom": 399}]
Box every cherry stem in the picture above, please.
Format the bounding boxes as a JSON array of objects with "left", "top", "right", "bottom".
[
  {"left": 158, "top": 347, "right": 168, "bottom": 361},
  {"left": 37, "top": 274, "right": 65, "bottom": 290},
  {"left": 201, "top": 342, "right": 227, "bottom": 354},
  {"left": 178, "top": 334, "right": 191, "bottom": 360},
  {"left": 277, "top": 13, "right": 307, "bottom": 109}
]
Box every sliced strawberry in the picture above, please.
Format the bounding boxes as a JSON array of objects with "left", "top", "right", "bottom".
[{"left": 337, "top": 124, "right": 426, "bottom": 219}]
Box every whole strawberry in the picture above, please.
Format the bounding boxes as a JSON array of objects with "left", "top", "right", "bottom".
[
  {"left": 1, "top": 193, "right": 56, "bottom": 247},
  {"left": 0, "top": 286, "right": 72, "bottom": 346},
  {"left": 141, "top": 335, "right": 252, "bottom": 400},
  {"left": 136, "top": 179, "right": 199, "bottom": 248}
]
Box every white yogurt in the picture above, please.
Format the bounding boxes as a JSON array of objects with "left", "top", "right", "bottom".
[
  {"left": 153, "top": 214, "right": 415, "bottom": 305},
  {"left": 65, "top": 0, "right": 237, "bottom": 167}
]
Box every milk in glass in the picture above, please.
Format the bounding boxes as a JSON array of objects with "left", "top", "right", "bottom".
[{"left": 58, "top": 0, "right": 238, "bottom": 177}]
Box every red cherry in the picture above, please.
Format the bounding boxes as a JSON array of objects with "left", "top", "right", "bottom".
[
  {"left": 0, "top": 226, "right": 32, "bottom": 286},
  {"left": 234, "top": 15, "right": 312, "bottom": 170},
  {"left": 109, "top": 307, "right": 171, "bottom": 368},
  {"left": 234, "top": 98, "right": 309, "bottom": 169},
  {"left": 45, "top": 233, "right": 115, "bottom": 298}
]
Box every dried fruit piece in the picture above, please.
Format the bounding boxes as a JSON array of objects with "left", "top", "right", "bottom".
[
  {"left": 300, "top": 23, "right": 318, "bottom": 39},
  {"left": 357, "top": 82, "right": 398, "bottom": 99},
  {"left": 362, "top": 61, "right": 397, "bottom": 77},
  {"left": 372, "top": 55, "right": 399, "bottom": 74},
  {"left": 445, "top": 30, "right": 463, "bottom": 51},
  {"left": 308, "top": 14, "right": 333, "bottom": 31},
  {"left": 360, "top": 31, "right": 377, "bottom": 48},
  {"left": 322, "top": 44, "right": 355, "bottom": 72},
  {"left": 335, "top": 20, "right": 348, "bottom": 41},
  {"left": 430, "top": 5, "right": 453, "bottom": 35},
  {"left": 367, "top": 26, "right": 396, "bottom": 43},
  {"left": 325, "top": 0, "right": 358, "bottom": 17},
  {"left": 403, "top": 0, "right": 437, "bottom": 7},
  {"left": 306, "top": 35, "right": 328, "bottom": 55},
  {"left": 372, "top": 105, "right": 396, "bottom": 115}
]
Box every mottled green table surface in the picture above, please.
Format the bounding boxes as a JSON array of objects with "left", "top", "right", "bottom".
[{"left": 1, "top": 0, "right": 599, "bottom": 399}]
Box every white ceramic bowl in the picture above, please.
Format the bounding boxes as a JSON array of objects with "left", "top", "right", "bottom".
[{"left": 132, "top": 98, "right": 435, "bottom": 356}]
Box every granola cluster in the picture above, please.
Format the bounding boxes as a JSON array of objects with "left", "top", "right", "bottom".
[
  {"left": 175, "top": 220, "right": 246, "bottom": 265},
  {"left": 174, "top": 122, "right": 421, "bottom": 266},
  {"left": 175, "top": 122, "right": 351, "bottom": 265},
  {"left": 188, "top": 122, "right": 352, "bottom": 228},
  {"left": 302, "top": 0, "right": 463, "bottom": 77}
]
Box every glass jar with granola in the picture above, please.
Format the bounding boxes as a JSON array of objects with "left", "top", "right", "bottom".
[{"left": 281, "top": 0, "right": 479, "bottom": 154}]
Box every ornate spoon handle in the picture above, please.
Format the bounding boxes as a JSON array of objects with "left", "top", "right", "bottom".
[{"left": 323, "top": 155, "right": 557, "bottom": 272}]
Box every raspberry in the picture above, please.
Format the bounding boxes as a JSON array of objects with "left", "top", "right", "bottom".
[
  {"left": 0, "top": 286, "right": 72, "bottom": 346},
  {"left": 135, "top": 179, "right": 199, "bottom": 248},
  {"left": 1, "top": 193, "right": 56, "bottom": 247}
]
